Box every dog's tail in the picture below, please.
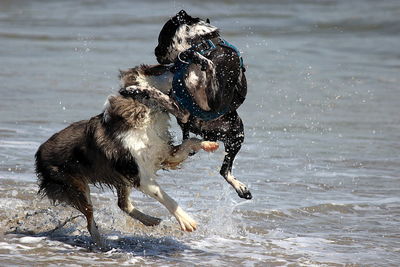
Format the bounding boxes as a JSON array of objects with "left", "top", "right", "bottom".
[
  {"left": 35, "top": 147, "right": 87, "bottom": 210},
  {"left": 35, "top": 147, "right": 64, "bottom": 202}
]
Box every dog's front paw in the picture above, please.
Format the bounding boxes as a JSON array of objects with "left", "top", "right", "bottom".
[
  {"left": 178, "top": 216, "right": 197, "bottom": 232},
  {"left": 174, "top": 207, "right": 197, "bottom": 232},
  {"left": 119, "top": 86, "right": 149, "bottom": 100},
  {"left": 201, "top": 141, "right": 219, "bottom": 152}
]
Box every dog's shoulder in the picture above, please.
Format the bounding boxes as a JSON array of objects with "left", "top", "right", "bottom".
[{"left": 103, "top": 95, "right": 150, "bottom": 129}]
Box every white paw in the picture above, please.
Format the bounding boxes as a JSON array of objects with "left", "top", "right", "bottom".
[
  {"left": 201, "top": 141, "right": 219, "bottom": 152},
  {"left": 174, "top": 207, "right": 197, "bottom": 232},
  {"left": 177, "top": 216, "right": 197, "bottom": 232}
]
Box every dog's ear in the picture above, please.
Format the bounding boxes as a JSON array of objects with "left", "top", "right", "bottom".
[
  {"left": 118, "top": 69, "right": 127, "bottom": 79},
  {"left": 177, "top": 10, "right": 188, "bottom": 18},
  {"left": 172, "top": 10, "right": 193, "bottom": 25},
  {"left": 206, "top": 18, "right": 210, "bottom": 24}
]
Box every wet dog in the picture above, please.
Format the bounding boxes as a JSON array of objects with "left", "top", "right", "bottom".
[
  {"left": 35, "top": 65, "right": 219, "bottom": 248},
  {"left": 120, "top": 10, "right": 251, "bottom": 199}
]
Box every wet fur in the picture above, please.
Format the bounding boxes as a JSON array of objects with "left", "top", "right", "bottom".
[
  {"left": 127, "top": 10, "right": 252, "bottom": 199},
  {"left": 35, "top": 65, "right": 216, "bottom": 248}
]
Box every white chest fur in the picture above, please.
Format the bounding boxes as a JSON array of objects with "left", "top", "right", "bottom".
[{"left": 118, "top": 112, "right": 171, "bottom": 175}]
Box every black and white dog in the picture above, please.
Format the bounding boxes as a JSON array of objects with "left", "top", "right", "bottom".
[
  {"left": 121, "top": 10, "right": 251, "bottom": 199},
  {"left": 35, "top": 65, "right": 219, "bottom": 248}
]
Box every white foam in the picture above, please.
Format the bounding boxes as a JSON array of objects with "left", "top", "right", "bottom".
[
  {"left": 19, "top": 236, "right": 46, "bottom": 244},
  {"left": 16, "top": 244, "right": 34, "bottom": 250},
  {"left": 0, "top": 242, "right": 17, "bottom": 250},
  {"left": 0, "top": 241, "right": 35, "bottom": 251}
]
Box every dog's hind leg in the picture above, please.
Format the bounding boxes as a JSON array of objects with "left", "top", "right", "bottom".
[
  {"left": 68, "top": 179, "right": 105, "bottom": 249},
  {"left": 220, "top": 117, "right": 252, "bottom": 200},
  {"left": 116, "top": 185, "right": 162, "bottom": 226},
  {"left": 138, "top": 176, "right": 197, "bottom": 232},
  {"left": 221, "top": 137, "right": 252, "bottom": 199}
]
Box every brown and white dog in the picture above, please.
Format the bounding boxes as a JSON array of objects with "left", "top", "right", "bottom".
[{"left": 35, "top": 65, "right": 218, "bottom": 248}]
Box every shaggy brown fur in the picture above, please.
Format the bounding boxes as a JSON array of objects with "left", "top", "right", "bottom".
[{"left": 35, "top": 65, "right": 218, "bottom": 249}]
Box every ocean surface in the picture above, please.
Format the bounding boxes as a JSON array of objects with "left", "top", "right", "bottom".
[{"left": 1, "top": 0, "right": 399, "bottom": 266}]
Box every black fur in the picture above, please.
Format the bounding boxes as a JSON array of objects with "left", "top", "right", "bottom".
[
  {"left": 36, "top": 65, "right": 219, "bottom": 246},
  {"left": 128, "top": 11, "right": 252, "bottom": 199},
  {"left": 35, "top": 113, "right": 141, "bottom": 208},
  {"left": 162, "top": 11, "right": 251, "bottom": 199}
]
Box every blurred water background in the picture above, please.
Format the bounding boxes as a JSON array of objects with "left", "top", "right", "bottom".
[{"left": 0, "top": 0, "right": 399, "bottom": 265}]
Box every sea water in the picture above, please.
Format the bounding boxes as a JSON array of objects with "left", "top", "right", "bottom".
[{"left": 1, "top": 0, "right": 399, "bottom": 265}]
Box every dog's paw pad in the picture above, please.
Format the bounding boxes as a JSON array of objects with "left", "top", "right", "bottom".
[{"left": 201, "top": 141, "right": 219, "bottom": 152}]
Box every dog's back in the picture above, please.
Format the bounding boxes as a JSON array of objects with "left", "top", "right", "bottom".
[
  {"left": 35, "top": 65, "right": 219, "bottom": 247},
  {"left": 35, "top": 96, "right": 151, "bottom": 208}
]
